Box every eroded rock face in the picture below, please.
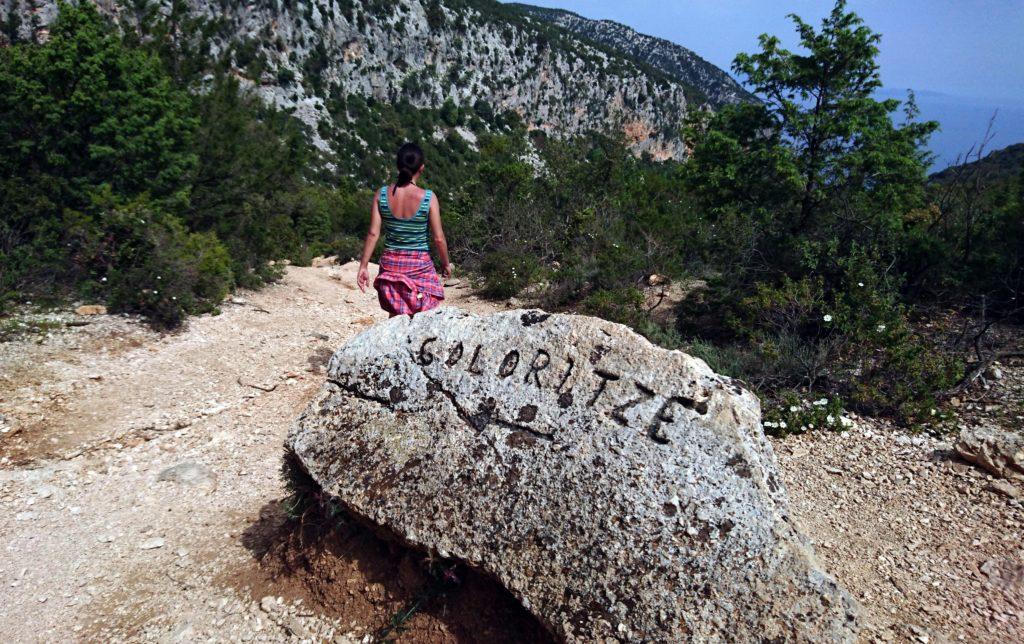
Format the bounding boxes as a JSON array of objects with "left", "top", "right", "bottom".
[
  {"left": 288, "top": 308, "right": 860, "bottom": 641},
  {"left": 2, "top": 0, "right": 696, "bottom": 158}
]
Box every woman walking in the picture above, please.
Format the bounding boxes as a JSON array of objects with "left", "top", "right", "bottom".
[{"left": 357, "top": 143, "right": 452, "bottom": 317}]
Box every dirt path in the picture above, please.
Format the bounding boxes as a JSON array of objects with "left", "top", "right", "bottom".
[
  {"left": 0, "top": 262, "right": 1020, "bottom": 642},
  {"left": 0, "top": 262, "right": 511, "bottom": 642}
]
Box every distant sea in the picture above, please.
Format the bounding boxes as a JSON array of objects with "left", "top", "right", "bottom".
[{"left": 876, "top": 88, "right": 1024, "bottom": 172}]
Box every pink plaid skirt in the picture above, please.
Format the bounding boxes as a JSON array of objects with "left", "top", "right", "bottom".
[{"left": 373, "top": 250, "right": 445, "bottom": 316}]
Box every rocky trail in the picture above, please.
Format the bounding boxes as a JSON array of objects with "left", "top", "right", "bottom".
[{"left": 0, "top": 262, "right": 1021, "bottom": 642}]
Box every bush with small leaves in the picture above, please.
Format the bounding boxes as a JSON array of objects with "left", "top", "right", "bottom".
[
  {"left": 81, "top": 201, "right": 233, "bottom": 328},
  {"left": 479, "top": 251, "right": 540, "bottom": 299}
]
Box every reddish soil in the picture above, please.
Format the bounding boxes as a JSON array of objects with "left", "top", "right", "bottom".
[{"left": 230, "top": 500, "right": 555, "bottom": 643}]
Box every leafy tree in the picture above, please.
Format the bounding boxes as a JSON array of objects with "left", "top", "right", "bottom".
[
  {"left": 679, "top": 0, "right": 956, "bottom": 423},
  {"left": 687, "top": 0, "right": 937, "bottom": 270},
  {"left": 440, "top": 98, "right": 460, "bottom": 126},
  {"left": 734, "top": 0, "right": 936, "bottom": 232},
  {"left": 426, "top": 0, "right": 446, "bottom": 30},
  {"left": 0, "top": 1, "right": 196, "bottom": 303},
  {"left": 0, "top": 2, "right": 196, "bottom": 209}
]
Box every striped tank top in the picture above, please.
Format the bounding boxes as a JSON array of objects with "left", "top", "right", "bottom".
[{"left": 380, "top": 186, "right": 431, "bottom": 251}]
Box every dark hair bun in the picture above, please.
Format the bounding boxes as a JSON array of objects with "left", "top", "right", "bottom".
[{"left": 394, "top": 143, "right": 424, "bottom": 194}]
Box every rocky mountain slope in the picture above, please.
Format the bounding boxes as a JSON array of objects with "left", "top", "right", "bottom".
[
  {"left": 511, "top": 3, "right": 754, "bottom": 108},
  {"left": 0, "top": 0, "right": 749, "bottom": 160}
]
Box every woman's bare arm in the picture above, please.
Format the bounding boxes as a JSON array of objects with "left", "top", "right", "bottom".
[
  {"left": 357, "top": 194, "right": 383, "bottom": 292},
  {"left": 427, "top": 193, "right": 451, "bottom": 278}
]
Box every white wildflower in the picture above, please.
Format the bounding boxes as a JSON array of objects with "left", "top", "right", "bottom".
[
  {"left": 789, "top": 405, "right": 799, "bottom": 412},
  {"left": 858, "top": 282, "right": 864, "bottom": 287},
  {"left": 812, "top": 398, "right": 828, "bottom": 406},
  {"left": 826, "top": 414, "right": 835, "bottom": 425},
  {"left": 823, "top": 314, "right": 833, "bottom": 322},
  {"left": 779, "top": 421, "right": 787, "bottom": 429},
  {"left": 930, "top": 408, "right": 937, "bottom": 416},
  {"left": 876, "top": 324, "right": 886, "bottom": 332}
]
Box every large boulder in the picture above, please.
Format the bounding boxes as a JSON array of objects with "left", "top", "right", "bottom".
[{"left": 288, "top": 308, "right": 860, "bottom": 641}]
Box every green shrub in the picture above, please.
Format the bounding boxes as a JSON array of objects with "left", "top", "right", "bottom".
[
  {"left": 581, "top": 288, "right": 646, "bottom": 328},
  {"left": 762, "top": 392, "right": 847, "bottom": 437},
  {"left": 277, "top": 66, "right": 295, "bottom": 85},
  {"left": 719, "top": 247, "right": 962, "bottom": 423},
  {"left": 331, "top": 236, "right": 365, "bottom": 264},
  {"left": 79, "top": 201, "right": 233, "bottom": 328},
  {"left": 849, "top": 323, "right": 961, "bottom": 425},
  {"left": 479, "top": 251, "right": 540, "bottom": 299},
  {"left": 184, "top": 231, "right": 234, "bottom": 306}
]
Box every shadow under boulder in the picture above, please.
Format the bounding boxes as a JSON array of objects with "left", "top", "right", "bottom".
[{"left": 232, "top": 453, "right": 554, "bottom": 643}]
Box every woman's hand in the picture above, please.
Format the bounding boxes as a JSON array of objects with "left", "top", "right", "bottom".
[
  {"left": 441, "top": 263, "right": 453, "bottom": 280},
  {"left": 357, "top": 195, "right": 382, "bottom": 293}
]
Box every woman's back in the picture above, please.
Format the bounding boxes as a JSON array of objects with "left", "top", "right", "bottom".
[
  {"left": 379, "top": 184, "right": 431, "bottom": 251},
  {"left": 357, "top": 141, "right": 450, "bottom": 317},
  {"left": 385, "top": 183, "right": 429, "bottom": 218}
]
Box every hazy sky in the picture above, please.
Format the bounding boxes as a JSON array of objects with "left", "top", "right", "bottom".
[
  {"left": 510, "top": 0, "right": 1024, "bottom": 101},
  {"left": 505, "top": 1, "right": 1024, "bottom": 166}
]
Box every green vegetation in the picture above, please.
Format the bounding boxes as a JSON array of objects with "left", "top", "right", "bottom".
[
  {"left": 909, "top": 142, "right": 1024, "bottom": 319},
  {"left": 0, "top": 2, "right": 364, "bottom": 325},
  {"left": 439, "top": 1, "right": 1014, "bottom": 428},
  {"left": 281, "top": 448, "right": 346, "bottom": 524},
  {"left": 374, "top": 563, "right": 462, "bottom": 642},
  {"left": 673, "top": 2, "right": 966, "bottom": 424},
  {"left": 930, "top": 143, "right": 1024, "bottom": 187},
  {"left": 1, "top": 1, "right": 1019, "bottom": 430}
]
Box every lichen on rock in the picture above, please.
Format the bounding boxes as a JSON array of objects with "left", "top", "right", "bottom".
[{"left": 288, "top": 307, "right": 861, "bottom": 641}]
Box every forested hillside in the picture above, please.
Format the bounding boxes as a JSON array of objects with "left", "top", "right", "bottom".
[
  {"left": 930, "top": 142, "right": 1024, "bottom": 187},
  {"left": 2, "top": 0, "right": 1021, "bottom": 430}
]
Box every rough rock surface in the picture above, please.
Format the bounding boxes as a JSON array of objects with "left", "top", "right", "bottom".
[
  {"left": 289, "top": 307, "right": 860, "bottom": 641},
  {"left": 956, "top": 426, "right": 1024, "bottom": 482},
  {"left": 518, "top": 4, "right": 756, "bottom": 107}
]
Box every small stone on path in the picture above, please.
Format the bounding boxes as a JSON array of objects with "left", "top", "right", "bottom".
[
  {"left": 260, "top": 596, "right": 280, "bottom": 613},
  {"left": 985, "top": 480, "right": 1021, "bottom": 499},
  {"left": 157, "top": 462, "right": 217, "bottom": 490}
]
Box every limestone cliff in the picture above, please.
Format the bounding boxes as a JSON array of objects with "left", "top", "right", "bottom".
[
  {"left": 0, "top": 0, "right": 748, "bottom": 159},
  {"left": 513, "top": 3, "right": 755, "bottom": 108}
]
